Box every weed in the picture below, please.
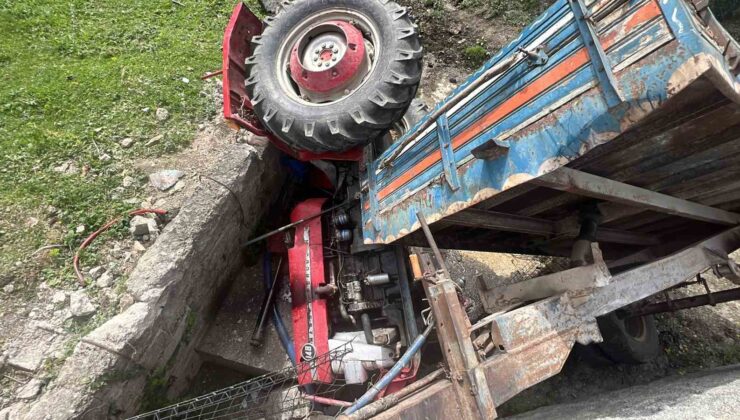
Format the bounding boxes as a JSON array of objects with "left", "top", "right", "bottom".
[{"left": 464, "top": 45, "right": 489, "bottom": 66}]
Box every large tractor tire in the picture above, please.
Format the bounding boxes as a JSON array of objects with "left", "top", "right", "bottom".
[{"left": 245, "top": 0, "right": 423, "bottom": 153}]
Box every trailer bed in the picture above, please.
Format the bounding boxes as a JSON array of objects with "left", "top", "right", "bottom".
[{"left": 361, "top": 0, "right": 740, "bottom": 263}]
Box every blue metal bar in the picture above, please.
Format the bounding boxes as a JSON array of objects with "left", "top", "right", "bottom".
[
  {"left": 436, "top": 113, "right": 461, "bottom": 191},
  {"left": 262, "top": 252, "right": 297, "bottom": 366},
  {"left": 343, "top": 322, "right": 435, "bottom": 415},
  {"left": 568, "top": 0, "right": 623, "bottom": 108}
]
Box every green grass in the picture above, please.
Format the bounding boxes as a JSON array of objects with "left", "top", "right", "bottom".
[{"left": 0, "top": 0, "right": 261, "bottom": 286}]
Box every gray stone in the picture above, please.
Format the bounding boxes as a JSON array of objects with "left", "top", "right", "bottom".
[
  {"left": 69, "top": 291, "right": 97, "bottom": 317},
  {"left": 17, "top": 379, "right": 43, "bottom": 400},
  {"left": 149, "top": 170, "right": 185, "bottom": 191},
  {"left": 122, "top": 176, "right": 136, "bottom": 188},
  {"left": 129, "top": 216, "right": 158, "bottom": 236},
  {"left": 132, "top": 241, "right": 146, "bottom": 253},
  {"left": 120, "top": 138, "right": 135, "bottom": 148},
  {"left": 155, "top": 108, "right": 169, "bottom": 121},
  {"left": 2, "top": 284, "right": 14, "bottom": 294},
  {"left": 88, "top": 266, "right": 105, "bottom": 280},
  {"left": 53, "top": 161, "right": 78, "bottom": 175},
  {"left": 23, "top": 144, "right": 283, "bottom": 419},
  {"left": 6, "top": 324, "right": 62, "bottom": 372},
  {"left": 96, "top": 272, "right": 116, "bottom": 288},
  {"left": 99, "top": 153, "right": 112, "bottom": 162}
]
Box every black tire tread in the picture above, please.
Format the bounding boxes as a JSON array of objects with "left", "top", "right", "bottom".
[{"left": 245, "top": 0, "right": 423, "bottom": 153}]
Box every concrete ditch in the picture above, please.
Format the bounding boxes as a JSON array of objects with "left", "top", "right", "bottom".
[{"left": 15, "top": 142, "right": 284, "bottom": 419}]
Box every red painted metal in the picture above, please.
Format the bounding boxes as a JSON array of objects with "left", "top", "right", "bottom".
[
  {"left": 222, "top": 2, "right": 265, "bottom": 135},
  {"left": 289, "top": 20, "right": 367, "bottom": 94},
  {"left": 288, "top": 198, "right": 333, "bottom": 385},
  {"left": 221, "top": 5, "right": 363, "bottom": 162}
]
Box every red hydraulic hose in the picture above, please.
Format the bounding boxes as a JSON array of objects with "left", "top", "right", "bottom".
[{"left": 73, "top": 208, "right": 168, "bottom": 285}]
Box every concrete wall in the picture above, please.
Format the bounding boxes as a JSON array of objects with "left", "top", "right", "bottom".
[{"left": 20, "top": 143, "right": 284, "bottom": 419}]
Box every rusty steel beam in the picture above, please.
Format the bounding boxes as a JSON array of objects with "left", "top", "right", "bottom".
[
  {"left": 533, "top": 167, "right": 740, "bottom": 226},
  {"left": 441, "top": 208, "right": 659, "bottom": 246},
  {"left": 478, "top": 244, "right": 611, "bottom": 312},
  {"left": 625, "top": 287, "right": 740, "bottom": 317}
]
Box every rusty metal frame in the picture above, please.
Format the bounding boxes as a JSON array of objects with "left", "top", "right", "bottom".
[
  {"left": 533, "top": 167, "right": 740, "bottom": 226},
  {"left": 371, "top": 226, "right": 740, "bottom": 419},
  {"left": 441, "top": 208, "right": 659, "bottom": 246}
]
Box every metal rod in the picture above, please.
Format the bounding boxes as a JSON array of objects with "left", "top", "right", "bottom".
[
  {"left": 251, "top": 257, "right": 282, "bottom": 346},
  {"left": 416, "top": 211, "right": 451, "bottom": 279},
  {"left": 343, "top": 322, "right": 435, "bottom": 415},
  {"left": 360, "top": 313, "right": 374, "bottom": 345},
  {"left": 625, "top": 287, "right": 740, "bottom": 317},
  {"left": 380, "top": 52, "right": 523, "bottom": 169},
  {"left": 241, "top": 201, "right": 352, "bottom": 248},
  {"left": 303, "top": 395, "right": 353, "bottom": 408},
  {"left": 339, "top": 368, "right": 446, "bottom": 420},
  {"left": 395, "top": 245, "right": 419, "bottom": 342}
]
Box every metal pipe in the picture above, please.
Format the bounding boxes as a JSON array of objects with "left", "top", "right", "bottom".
[
  {"left": 261, "top": 253, "right": 296, "bottom": 366},
  {"left": 624, "top": 287, "right": 740, "bottom": 317},
  {"left": 395, "top": 245, "right": 419, "bottom": 343},
  {"left": 303, "top": 394, "right": 353, "bottom": 408},
  {"left": 343, "top": 322, "right": 435, "bottom": 416},
  {"left": 380, "top": 52, "right": 523, "bottom": 169},
  {"left": 242, "top": 200, "right": 353, "bottom": 248},
  {"left": 252, "top": 257, "right": 283, "bottom": 346},
  {"left": 339, "top": 368, "right": 445, "bottom": 420},
  {"left": 416, "top": 211, "right": 451, "bottom": 280},
  {"left": 360, "top": 313, "right": 374, "bottom": 345}
]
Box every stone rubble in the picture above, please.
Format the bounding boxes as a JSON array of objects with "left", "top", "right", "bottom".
[
  {"left": 69, "top": 290, "right": 97, "bottom": 318},
  {"left": 149, "top": 169, "right": 185, "bottom": 191},
  {"left": 16, "top": 379, "right": 43, "bottom": 400}
]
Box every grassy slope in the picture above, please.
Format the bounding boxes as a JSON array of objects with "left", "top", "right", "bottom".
[{"left": 0, "top": 1, "right": 259, "bottom": 286}]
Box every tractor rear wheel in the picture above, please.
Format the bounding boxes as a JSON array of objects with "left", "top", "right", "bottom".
[{"left": 245, "top": 0, "right": 423, "bottom": 153}]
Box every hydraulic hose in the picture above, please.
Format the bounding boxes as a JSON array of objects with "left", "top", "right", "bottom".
[
  {"left": 262, "top": 252, "right": 297, "bottom": 366},
  {"left": 343, "top": 322, "right": 434, "bottom": 415}
]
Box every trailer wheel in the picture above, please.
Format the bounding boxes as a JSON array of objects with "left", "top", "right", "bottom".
[
  {"left": 596, "top": 311, "right": 661, "bottom": 364},
  {"left": 245, "top": 0, "right": 423, "bottom": 153}
]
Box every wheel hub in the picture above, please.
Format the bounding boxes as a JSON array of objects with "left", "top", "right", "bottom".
[{"left": 289, "top": 20, "right": 370, "bottom": 103}]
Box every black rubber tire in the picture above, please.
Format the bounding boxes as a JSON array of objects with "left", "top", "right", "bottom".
[
  {"left": 245, "top": 0, "right": 423, "bottom": 153},
  {"left": 596, "top": 311, "right": 661, "bottom": 364},
  {"left": 394, "top": 98, "right": 428, "bottom": 134}
]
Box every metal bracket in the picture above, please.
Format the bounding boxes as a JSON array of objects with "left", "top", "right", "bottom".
[
  {"left": 568, "top": 0, "right": 623, "bottom": 108},
  {"left": 436, "top": 113, "right": 461, "bottom": 191},
  {"left": 365, "top": 153, "right": 380, "bottom": 231}
]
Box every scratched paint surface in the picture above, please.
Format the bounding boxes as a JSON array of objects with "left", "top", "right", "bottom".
[{"left": 361, "top": 0, "right": 740, "bottom": 245}]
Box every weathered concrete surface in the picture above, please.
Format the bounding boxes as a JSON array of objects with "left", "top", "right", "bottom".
[
  {"left": 511, "top": 364, "right": 740, "bottom": 419},
  {"left": 197, "top": 261, "right": 292, "bottom": 375},
  {"left": 19, "top": 143, "right": 284, "bottom": 419}
]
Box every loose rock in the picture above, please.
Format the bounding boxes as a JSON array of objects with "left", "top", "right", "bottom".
[
  {"left": 51, "top": 291, "right": 67, "bottom": 305},
  {"left": 129, "top": 215, "right": 158, "bottom": 236},
  {"left": 16, "top": 379, "right": 43, "bottom": 400},
  {"left": 132, "top": 241, "right": 146, "bottom": 253},
  {"left": 146, "top": 134, "right": 164, "bottom": 146},
  {"left": 88, "top": 266, "right": 105, "bottom": 280},
  {"left": 99, "top": 153, "right": 112, "bottom": 162},
  {"left": 149, "top": 169, "right": 185, "bottom": 191},
  {"left": 69, "top": 291, "right": 97, "bottom": 317},
  {"left": 2, "top": 284, "right": 14, "bottom": 294},
  {"left": 96, "top": 272, "right": 116, "bottom": 288},
  {"left": 75, "top": 225, "right": 85, "bottom": 234},
  {"left": 122, "top": 176, "right": 136, "bottom": 188},
  {"left": 120, "top": 138, "right": 135, "bottom": 148},
  {"left": 155, "top": 107, "right": 170, "bottom": 121}
]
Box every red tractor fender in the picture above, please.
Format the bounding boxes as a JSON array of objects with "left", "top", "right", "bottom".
[{"left": 221, "top": 3, "right": 362, "bottom": 163}]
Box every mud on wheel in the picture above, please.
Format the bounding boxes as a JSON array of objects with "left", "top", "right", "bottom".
[{"left": 245, "top": 0, "right": 423, "bottom": 153}]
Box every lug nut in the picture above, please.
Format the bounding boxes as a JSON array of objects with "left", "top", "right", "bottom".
[
  {"left": 333, "top": 48, "right": 339, "bottom": 54},
  {"left": 315, "top": 48, "right": 320, "bottom": 54},
  {"left": 332, "top": 56, "right": 337, "bottom": 61}
]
